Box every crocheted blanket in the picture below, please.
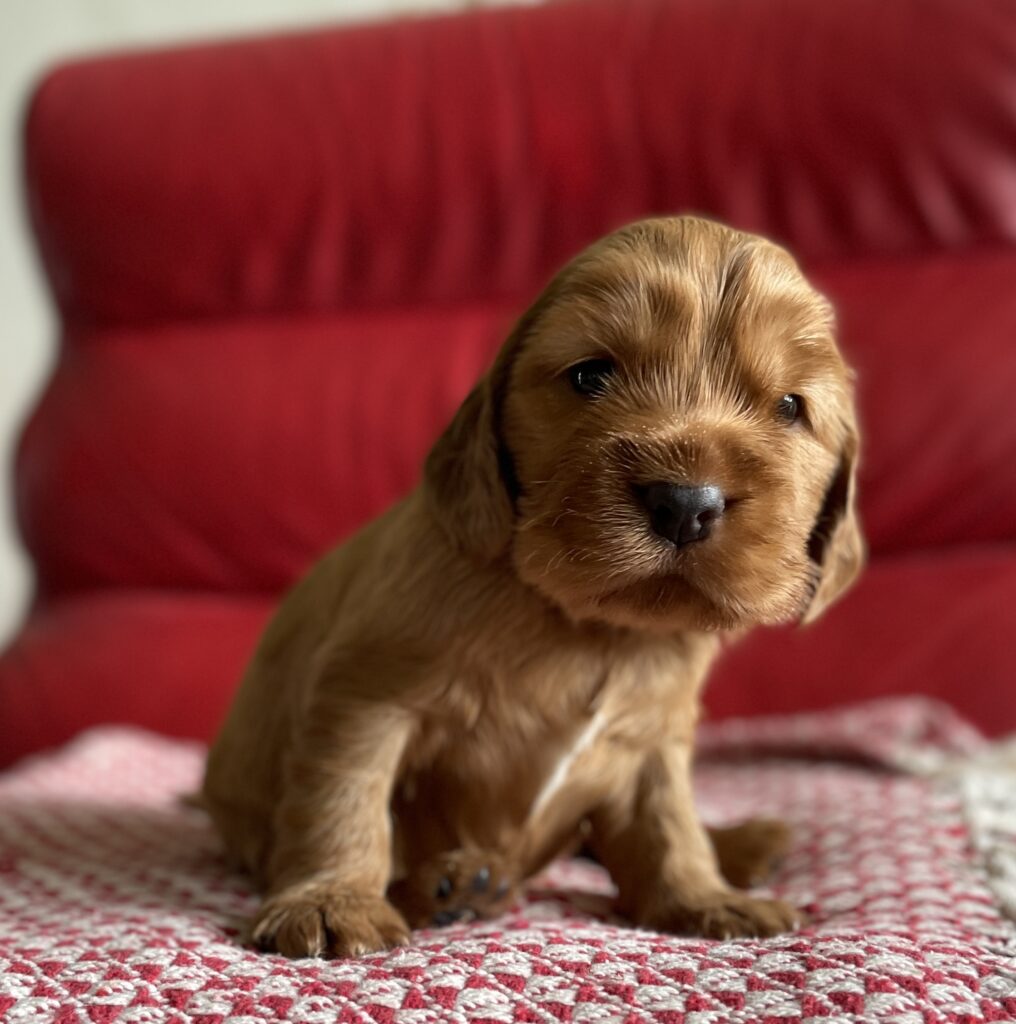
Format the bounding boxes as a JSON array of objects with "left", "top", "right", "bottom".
[{"left": 1, "top": 698, "right": 1014, "bottom": 1023}]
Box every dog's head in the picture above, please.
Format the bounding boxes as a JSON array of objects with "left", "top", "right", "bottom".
[{"left": 426, "top": 216, "right": 863, "bottom": 632}]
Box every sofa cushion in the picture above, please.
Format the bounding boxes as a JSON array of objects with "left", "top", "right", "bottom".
[
  {"left": 14, "top": 252, "right": 1016, "bottom": 605},
  {"left": 2, "top": 546, "right": 1015, "bottom": 769},
  {"left": 25, "top": 0, "right": 1016, "bottom": 327}
]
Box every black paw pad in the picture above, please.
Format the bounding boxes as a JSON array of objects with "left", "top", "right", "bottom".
[{"left": 432, "top": 908, "right": 466, "bottom": 927}]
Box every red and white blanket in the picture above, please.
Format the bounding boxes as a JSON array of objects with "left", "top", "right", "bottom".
[{"left": 1, "top": 698, "right": 1014, "bottom": 1023}]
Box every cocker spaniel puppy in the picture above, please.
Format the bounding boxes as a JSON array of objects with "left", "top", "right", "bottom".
[{"left": 203, "top": 216, "right": 863, "bottom": 958}]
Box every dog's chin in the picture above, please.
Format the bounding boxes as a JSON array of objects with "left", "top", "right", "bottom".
[
  {"left": 589, "top": 572, "right": 808, "bottom": 633},
  {"left": 593, "top": 576, "right": 744, "bottom": 633},
  {"left": 517, "top": 551, "right": 811, "bottom": 635}
]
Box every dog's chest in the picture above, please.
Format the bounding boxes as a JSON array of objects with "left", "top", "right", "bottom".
[
  {"left": 394, "top": 655, "right": 609, "bottom": 849},
  {"left": 393, "top": 635, "right": 702, "bottom": 858}
]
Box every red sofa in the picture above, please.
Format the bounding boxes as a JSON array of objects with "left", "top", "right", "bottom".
[{"left": 2, "top": 0, "right": 1015, "bottom": 769}]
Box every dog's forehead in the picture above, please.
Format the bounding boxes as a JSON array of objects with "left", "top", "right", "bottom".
[{"left": 528, "top": 235, "right": 837, "bottom": 386}]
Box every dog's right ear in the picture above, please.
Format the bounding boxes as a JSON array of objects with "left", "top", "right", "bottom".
[{"left": 424, "top": 339, "right": 521, "bottom": 562}]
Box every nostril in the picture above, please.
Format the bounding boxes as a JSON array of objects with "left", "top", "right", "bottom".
[
  {"left": 696, "top": 505, "right": 721, "bottom": 528},
  {"left": 639, "top": 482, "right": 726, "bottom": 548}
]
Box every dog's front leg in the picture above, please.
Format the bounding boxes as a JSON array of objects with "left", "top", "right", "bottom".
[
  {"left": 589, "top": 741, "right": 800, "bottom": 939},
  {"left": 251, "top": 696, "right": 413, "bottom": 958}
]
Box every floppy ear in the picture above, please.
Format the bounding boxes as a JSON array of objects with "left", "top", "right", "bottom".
[
  {"left": 424, "top": 337, "right": 523, "bottom": 562},
  {"left": 801, "top": 425, "right": 865, "bottom": 624}
]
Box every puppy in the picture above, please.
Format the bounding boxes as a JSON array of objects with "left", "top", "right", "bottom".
[{"left": 202, "top": 216, "right": 863, "bottom": 957}]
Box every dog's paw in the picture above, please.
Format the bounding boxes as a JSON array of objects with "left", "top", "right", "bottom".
[
  {"left": 389, "top": 848, "right": 516, "bottom": 928},
  {"left": 643, "top": 889, "right": 802, "bottom": 940},
  {"left": 710, "top": 818, "right": 792, "bottom": 889},
  {"left": 252, "top": 886, "right": 409, "bottom": 958}
]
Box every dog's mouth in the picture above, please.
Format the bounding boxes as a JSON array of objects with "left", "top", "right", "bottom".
[
  {"left": 515, "top": 481, "right": 807, "bottom": 629},
  {"left": 594, "top": 562, "right": 806, "bottom": 632},
  {"left": 589, "top": 494, "right": 810, "bottom": 629},
  {"left": 594, "top": 571, "right": 742, "bottom": 630}
]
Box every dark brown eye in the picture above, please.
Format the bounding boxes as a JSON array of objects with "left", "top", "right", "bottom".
[
  {"left": 569, "top": 359, "right": 615, "bottom": 398},
  {"left": 777, "top": 393, "right": 803, "bottom": 423}
]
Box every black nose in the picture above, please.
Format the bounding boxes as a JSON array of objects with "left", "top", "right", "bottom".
[{"left": 640, "top": 483, "right": 726, "bottom": 548}]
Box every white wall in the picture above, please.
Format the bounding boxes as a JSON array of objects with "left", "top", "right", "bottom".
[{"left": 0, "top": 0, "right": 536, "bottom": 647}]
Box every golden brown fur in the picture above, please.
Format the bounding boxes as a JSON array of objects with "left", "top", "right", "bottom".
[{"left": 202, "top": 216, "right": 863, "bottom": 957}]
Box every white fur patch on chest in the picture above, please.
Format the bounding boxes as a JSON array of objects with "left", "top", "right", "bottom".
[{"left": 529, "top": 711, "right": 605, "bottom": 819}]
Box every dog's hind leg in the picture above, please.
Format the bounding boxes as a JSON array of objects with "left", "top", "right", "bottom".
[{"left": 708, "top": 819, "right": 792, "bottom": 890}]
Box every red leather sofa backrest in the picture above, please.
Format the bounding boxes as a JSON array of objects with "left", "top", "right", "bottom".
[{"left": 4, "top": 0, "right": 1015, "bottom": 766}]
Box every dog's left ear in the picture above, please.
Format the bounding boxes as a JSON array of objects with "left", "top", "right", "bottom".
[
  {"left": 801, "top": 421, "right": 865, "bottom": 624},
  {"left": 423, "top": 332, "right": 523, "bottom": 562}
]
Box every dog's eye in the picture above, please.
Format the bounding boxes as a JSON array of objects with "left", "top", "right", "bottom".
[
  {"left": 777, "top": 393, "right": 804, "bottom": 423},
  {"left": 569, "top": 359, "right": 615, "bottom": 398}
]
